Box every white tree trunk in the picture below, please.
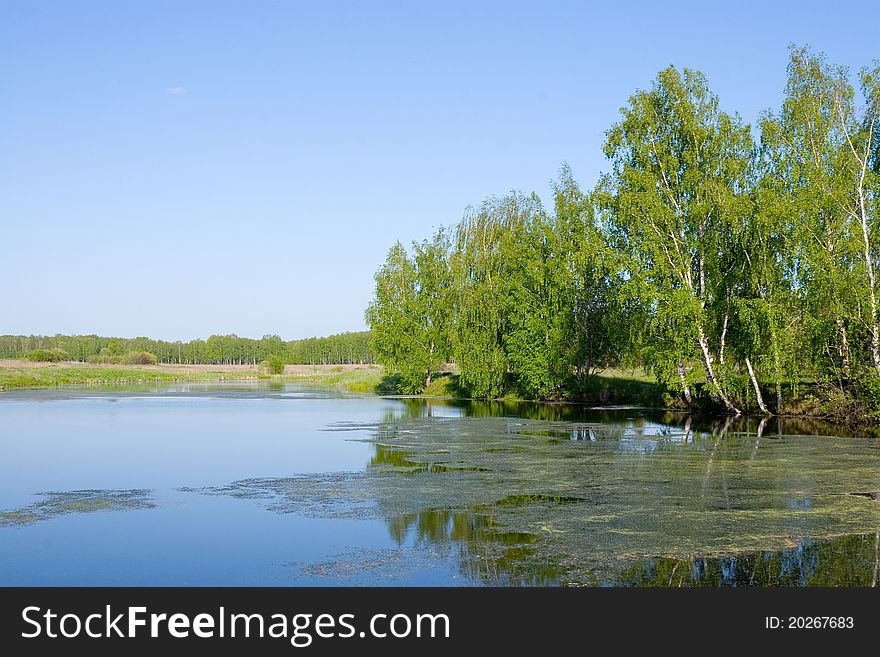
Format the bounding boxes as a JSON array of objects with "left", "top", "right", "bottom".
[
  {"left": 850, "top": 114, "right": 880, "bottom": 377},
  {"left": 858, "top": 202, "right": 880, "bottom": 376},
  {"left": 696, "top": 326, "right": 740, "bottom": 415},
  {"left": 745, "top": 357, "right": 770, "bottom": 414},
  {"left": 837, "top": 317, "right": 851, "bottom": 379},
  {"left": 425, "top": 340, "right": 434, "bottom": 389},
  {"left": 677, "top": 361, "right": 692, "bottom": 404}
]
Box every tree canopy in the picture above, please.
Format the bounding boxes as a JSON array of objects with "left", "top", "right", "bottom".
[{"left": 366, "top": 46, "right": 880, "bottom": 414}]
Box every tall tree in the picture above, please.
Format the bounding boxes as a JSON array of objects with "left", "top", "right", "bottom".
[
  {"left": 549, "top": 165, "right": 624, "bottom": 391},
  {"left": 598, "top": 66, "right": 752, "bottom": 413},
  {"left": 451, "top": 193, "right": 540, "bottom": 398},
  {"left": 366, "top": 231, "right": 453, "bottom": 393},
  {"left": 761, "top": 47, "right": 879, "bottom": 380}
]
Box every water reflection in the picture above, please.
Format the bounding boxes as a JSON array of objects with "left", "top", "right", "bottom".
[
  {"left": 363, "top": 399, "right": 880, "bottom": 585},
  {"left": 614, "top": 532, "right": 880, "bottom": 587},
  {"left": 387, "top": 396, "right": 880, "bottom": 439},
  {"left": 380, "top": 499, "right": 880, "bottom": 586},
  {"left": 7, "top": 384, "right": 876, "bottom": 586},
  {"left": 192, "top": 398, "right": 880, "bottom": 585}
]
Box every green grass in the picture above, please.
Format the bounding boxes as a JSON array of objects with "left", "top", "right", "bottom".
[
  {"left": 281, "top": 366, "right": 385, "bottom": 393},
  {"left": 595, "top": 367, "right": 656, "bottom": 383},
  {"left": 0, "top": 360, "right": 659, "bottom": 404},
  {"left": 0, "top": 364, "right": 257, "bottom": 390},
  {"left": 422, "top": 373, "right": 458, "bottom": 397},
  {"left": 0, "top": 362, "right": 388, "bottom": 394}
]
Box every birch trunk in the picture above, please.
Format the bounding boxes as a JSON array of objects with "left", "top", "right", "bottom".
[
  {"left": 677, "top": 361, "right": 692, "bottom": 404},
  {"left": 837, "top": 317, "right": 851, "bottom": 379},
  {"left": 745, "top": 356, "right": 770, "bottom": 414},
  {"left": 425, "top": 341, "right": 434, "bottom": 389},
  {"left": 696, "top": 326, "right": 740, "bottom": 415},
  {"left": 858, "top": 199, "right": 880, "bottom": 376},
  {"left": 851, "top": 113, "right": 880, "bottom": 377}
]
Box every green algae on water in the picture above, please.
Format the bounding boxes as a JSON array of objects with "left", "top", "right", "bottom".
[
  {"left": 185, "top": 410, "right": 880, "bottom": 585},
  {"left": 0, "top": 489, "right": 156, "bottom": 527}
]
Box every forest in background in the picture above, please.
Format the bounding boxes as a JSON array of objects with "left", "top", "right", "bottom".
[
  {"left": 0, "top": 331, "right": 373, "bottom": 366},
  {"left": 366, "top": 46, "right": 880, "bottom": 418}
]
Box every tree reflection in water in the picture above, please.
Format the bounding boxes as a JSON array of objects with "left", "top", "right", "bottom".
[{"left": 366, "top": 400, "right": 880, "bottom": 586}]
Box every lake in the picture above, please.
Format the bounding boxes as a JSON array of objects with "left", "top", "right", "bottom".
[{"left": 1, "top": 383, "right": 879, "bottom": 586}]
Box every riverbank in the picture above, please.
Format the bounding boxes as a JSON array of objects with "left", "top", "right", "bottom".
[
  {"left": 0, "top": 360, "right": 384, "bottom": 393},
  {"left": 2, "top": 360, "right": 876, "bottom": 431}
]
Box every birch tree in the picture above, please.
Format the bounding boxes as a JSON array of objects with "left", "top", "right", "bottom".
[
  {"left": 598, "top": 66, "right": 751, "bottom": 413},
  {"left": 366, "top": 231, "right": 453, "bottom": 393},
  {"left": 761, "top": 47, "right": 878, "bottom": 381},
  {"left": 849, "top": 64, "right": 880, "bottom": 374}
]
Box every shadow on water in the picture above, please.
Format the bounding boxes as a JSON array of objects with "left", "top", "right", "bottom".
[{"left": 387, "top": 395, "right": 879, "bottom": 439}]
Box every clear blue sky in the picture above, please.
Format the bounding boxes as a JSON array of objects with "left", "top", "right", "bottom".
[{"left": 2, "top": 0, "right": 877, "bottom": 341}]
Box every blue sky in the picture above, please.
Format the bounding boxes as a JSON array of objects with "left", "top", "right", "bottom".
[{"left": 2, "top": 0, "right": 878, "bottom": 341}]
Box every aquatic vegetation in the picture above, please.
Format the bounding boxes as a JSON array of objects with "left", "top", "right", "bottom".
[
  {"left": 185, "top": 410, "right": 880, "bottom": 585},
  {"left": 0, "top": 489, "right": 156, "bottom": 527},
  {"left": 180, "top": 474, "right": 377, "bottom": 521},
  {"left": 610, "top": 533, "right": 880, "bottom": 587},
  {"left": 287, "top": 546, "right": 455, "bottom": 585}
]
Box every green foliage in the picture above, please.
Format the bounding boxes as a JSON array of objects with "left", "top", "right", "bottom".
[
  {"left": 24, "top": 348, "right": 67, "bottom": 362},
  {"left": 598, "top": 65, "right": 753, "bottom": 412},
  {"left": 123, "top": 351, "right": 157, "bottom": 365},
  {"left": 366, "top": 230, "right": 454, "bottom": 393},
  {"left": 0, "top": 332, "right": 374, "bottom": 366},
  {"left": 503, "top": 170, "right": 625, "bottom": 398},
  {"left": 365, "top": 180, "right": 627, "bottom": 401},
  {"left": 364, "top": 47, "right": 880, "bottom": 414},
  {"left": 452, "top": 193, "right": 539, "bottom": 398},
  {"left": 266, "top": 355, "right": 285, "bottom": 375}
]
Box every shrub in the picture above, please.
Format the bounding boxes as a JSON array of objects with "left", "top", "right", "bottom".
[
  {"left": 267, "top": 355, "right": 286, "bottom": 375},
  {"left": 123, "top": 351, "right": 157, "bottom": 365},
  {"left": 24, "top": 348, "right": 67, "bottom": 362}
]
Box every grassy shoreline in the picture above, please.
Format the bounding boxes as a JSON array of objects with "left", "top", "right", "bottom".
[
  {"left": 1, "top": 360, "right": 876, "bottom": 431},
  {"left": 0, "top": 360, "right": 385, "bottom": 393}
]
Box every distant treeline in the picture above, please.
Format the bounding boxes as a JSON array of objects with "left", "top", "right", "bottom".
[
  {"left": 0, "top": 331, "right": 375, "bottom": 365},
  {"left": 367, "top": 46, "right": 880, "bottom": 416}
]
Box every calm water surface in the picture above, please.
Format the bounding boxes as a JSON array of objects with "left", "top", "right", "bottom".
[{"left": 1, "top": 383, "right": 879, "bottom": 586}]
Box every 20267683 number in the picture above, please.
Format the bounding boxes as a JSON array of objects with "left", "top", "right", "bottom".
[{"left": 765, "top": 616, "right": 854, "bottom": 629}]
